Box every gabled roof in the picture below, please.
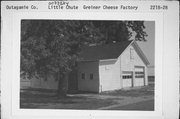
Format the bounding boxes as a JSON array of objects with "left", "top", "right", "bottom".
[
  {"left": 79, "top": 40, "right": 133, "bottom": 61},
  {"left": 79, "top": 40, "right": 150, "bottom": 65}
]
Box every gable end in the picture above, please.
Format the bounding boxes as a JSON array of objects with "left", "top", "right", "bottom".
[{"left": 132, "top": 41, "right": 150, "bottom": 65}]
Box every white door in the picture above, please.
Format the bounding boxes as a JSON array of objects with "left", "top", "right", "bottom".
[
  {"left": 134, "top": 67, "right": 145, "bottom": 86},
  {"left": 122, "top": 72, "right": 133, "bottom": 88}
]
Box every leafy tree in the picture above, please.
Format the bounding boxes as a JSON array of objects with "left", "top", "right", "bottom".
[{"left": 21, "top": 20, "right": 147, "bottom": 97}]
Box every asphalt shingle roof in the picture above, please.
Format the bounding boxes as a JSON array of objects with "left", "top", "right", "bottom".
[{"left": 79, "top": 40, "right": 133, "bottom": 61}]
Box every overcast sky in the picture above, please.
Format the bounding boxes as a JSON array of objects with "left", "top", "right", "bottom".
[{"left": 137, "top": 21, "right": 155, "bottom": 66}]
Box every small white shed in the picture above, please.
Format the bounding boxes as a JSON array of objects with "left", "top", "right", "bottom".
[{"left": 77, "top": 40, "right": 149, "bottom": 93}]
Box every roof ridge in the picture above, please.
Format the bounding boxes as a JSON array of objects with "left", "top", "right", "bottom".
[
  {"left": 88, "top": 40, "right": 133, "bottom": 48},
  {"left": 80, "top": 40, "right": 133, "bottom": 61}
]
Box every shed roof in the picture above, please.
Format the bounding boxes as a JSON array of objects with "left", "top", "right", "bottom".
[{"left": 79, "top": 40, "right": 133, "bottom": 61}]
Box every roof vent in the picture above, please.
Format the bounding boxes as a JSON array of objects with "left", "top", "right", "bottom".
[{"left": 113, "top": 41, "right": 116, "bottom": 43}]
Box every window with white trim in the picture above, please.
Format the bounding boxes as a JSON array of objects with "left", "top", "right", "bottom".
[
  {"left": 130, "top": 48, "right": 134, "bottom": 59},
  {"left": 135, "top": 72, "right": 144, "bottom": 78},
  {"left": 81, "top": 73, "right": 85, "bottom": 80},
  {"left": 90, "top": 73, "right": 93, "bottom": 80}
]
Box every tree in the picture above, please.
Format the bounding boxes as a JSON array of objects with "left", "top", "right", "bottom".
[{"left": 21, "top": 20, "right": 147, "bottom": 97}]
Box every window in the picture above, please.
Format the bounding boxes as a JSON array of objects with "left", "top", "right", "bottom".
[
  {"left": 44, "top": 76, "right": 48, "bottom": 81},
  {"left": 122, "top": 71, "right": 133, "bottom": 79},
  {"left": 81, "top": 73, "right": 85, "bottom": 79},
  {"left": 135, "top": 72, "right": 144, "bottom": 78},
  {"left": 130, "top": 48, "right": 134, "bottom": 59},
  {"left": 90, "top": 73, "right": 93, "bottom": 80},
  {"left": 122, "top": 75, "right": 132, "bottom": 79},
  {"left": 105, "top": 65, "right": 110, "bottom": 70}
]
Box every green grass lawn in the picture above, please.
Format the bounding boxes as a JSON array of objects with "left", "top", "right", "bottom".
[
  {"left": 20, "top": 90, "right": 116, "bottom": 109},
  {"left": 20, "top": 85, "right": 154, "bottom": 109},
  {"left": 100, "top": 85, "right": 154, "bottom": 97}
]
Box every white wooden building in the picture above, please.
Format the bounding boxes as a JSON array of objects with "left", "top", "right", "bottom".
[
  {"left": 21, "top": 40, "right": 149, "bottom": 93},
  {"left": 77, "top": 40, "right": 149, "bottom": 93}
]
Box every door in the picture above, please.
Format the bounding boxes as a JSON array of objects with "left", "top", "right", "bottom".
[
  {"left": 122, "top": 71, "right": 133, "bottom": 88},
  {"left": 68, "top": 68, "right": 78, "bottom": 91},
  {"left": 134, "top": 66, "right": 145, "bottom": 86}
]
